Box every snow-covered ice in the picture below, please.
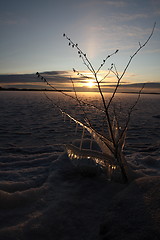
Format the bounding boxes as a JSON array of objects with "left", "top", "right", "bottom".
[{"left": 0, "top": 91, "right": 159, "bottom": 239}]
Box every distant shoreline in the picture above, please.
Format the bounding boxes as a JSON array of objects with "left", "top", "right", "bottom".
[
  {"left": 0, "top": 87, "right": 71, "bottom": 92},
  {"left": 0, "top": 88, "right": 159, "bottom": 94},
  {"left": 120, "top": 91, "right": 160, "bottom": 95}
]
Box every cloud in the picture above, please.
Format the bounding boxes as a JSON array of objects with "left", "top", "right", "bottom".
[
  {"left": 0, "top": 19, "right": 17, "bottom": 25},
  {"left": 97, "top": 0, "right": 126, "bottom": 7},
  {"left": 0, "top": 74, "right": 36, "bottom": 83},
  {"left": 0, "top": 70, "right": 90, "bottom": 88},
  {"left": 99, "top": 82, "right": 160, "bottom": 93},
  {"left": 0, "top": 70, "right": 138, "bottom": 87},
  {"left": 93, "top": 23, "right": 151, "bottom": 39},
  {"left": 76, "top": 0, "right": 126, "bottom": 9},
  {"left": 89, "top": 22, "right": 155, "bottom": 54},
  {"left": 42, "top": 71, "right": 69, "bottom": 76},
  {"left": 0, "top": 13, "right": 28, "bottom": 26},
  {"left": 112, "top": 13, "right": 148, "bottom": 22},
  {"left": 155, "top": 10, "right": 160, "bottom": 15},
  {"left": 1, "top": 71, "right": 159, "bottom": 92}
]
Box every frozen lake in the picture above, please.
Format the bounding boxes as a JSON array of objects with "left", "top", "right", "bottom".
[
  {"left": 0, "top": 91, "right": 159, "bottom": 160},
  {"left": 0, "top": 91, "right": 160, "bottom": 239}
]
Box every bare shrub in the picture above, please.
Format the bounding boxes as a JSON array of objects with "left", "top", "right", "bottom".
[{"left": 37, "top": 23, "right": 156, "bottom": 183}]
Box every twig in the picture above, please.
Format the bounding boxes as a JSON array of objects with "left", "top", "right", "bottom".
[
  {"left": 119, "top": 83, "right": 146, "bottom": 141},
  {"left": 36, "top": 72, "right": 104, "bottom": 113},
  {"left": 107, "top": 22, "right": 156, "bottom": 110}
]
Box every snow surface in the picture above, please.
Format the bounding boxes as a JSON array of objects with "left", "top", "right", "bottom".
[{"left": 0, "top": 91, "right": 160, "bottom": 239}]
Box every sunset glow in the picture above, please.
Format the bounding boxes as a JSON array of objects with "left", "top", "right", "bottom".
[
  {"left": 0, "top": 2, "right": 160, "bottom": 239},
  {"left": 0, "top": 0, "right": 159, "bottom": 91},
  {"left": 86, "top": 80, "right": 95, "bottom": 88}
]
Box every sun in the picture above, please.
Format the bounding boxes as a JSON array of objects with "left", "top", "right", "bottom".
[{"left": 86, "top": 80, "right": 94, "bottom": 88}]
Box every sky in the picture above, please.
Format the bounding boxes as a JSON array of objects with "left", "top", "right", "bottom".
[{"left": 0, "top": 0, "right": 160, "bottom": 91}]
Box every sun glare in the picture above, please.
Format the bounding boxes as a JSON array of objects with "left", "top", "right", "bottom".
[{"left": 87, "top": 80, "right": 94, "bottom": 88}]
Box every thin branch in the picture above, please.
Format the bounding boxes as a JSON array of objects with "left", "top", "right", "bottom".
[
  {"left": 70, "top": 76, "right": 93, "bottom": 127},
  {"left": 73, "top": 68, "right": 93, "bottom": 79},
  {"left": 113, "top": 64, "right": 119, "bottom": 77},
  {"left": 106, "top": 71, "right": 121, "bottom": 110},
  {"left": 94, "top": 73, "right": 116, "bottom": 147},
  {"left": 38, "top": 24, "right": 155, "bottom": 183},
  {"left": 63, "top": 33, "right": 119, "bottom": 145},
  {"left": 36, "top": 72, "right": 104, "bottom": 113},
  {"left": 63, "top": 34, "right": 95, "bottom": 74},
  {"left": 119, "top": 83, "right": 145, "bottom": 141},
  {"left": 43, "top": 90, "right": 115, "bottom": 155},
  {"left": 106, "top": 22, "right": 156, "bottom": 110},
  {"left": 119, "top": 22, "right": 156, "bottom": 81},
  {"left": 96, "top": 49, "right": 119, "bottom": 74},
  {"left": 99, "top": 64, "right": 113, "bottom": 83}
]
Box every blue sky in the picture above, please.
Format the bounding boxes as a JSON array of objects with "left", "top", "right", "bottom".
[{"left": 0, "top": 0, "right": 160, "bottom": 91}]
